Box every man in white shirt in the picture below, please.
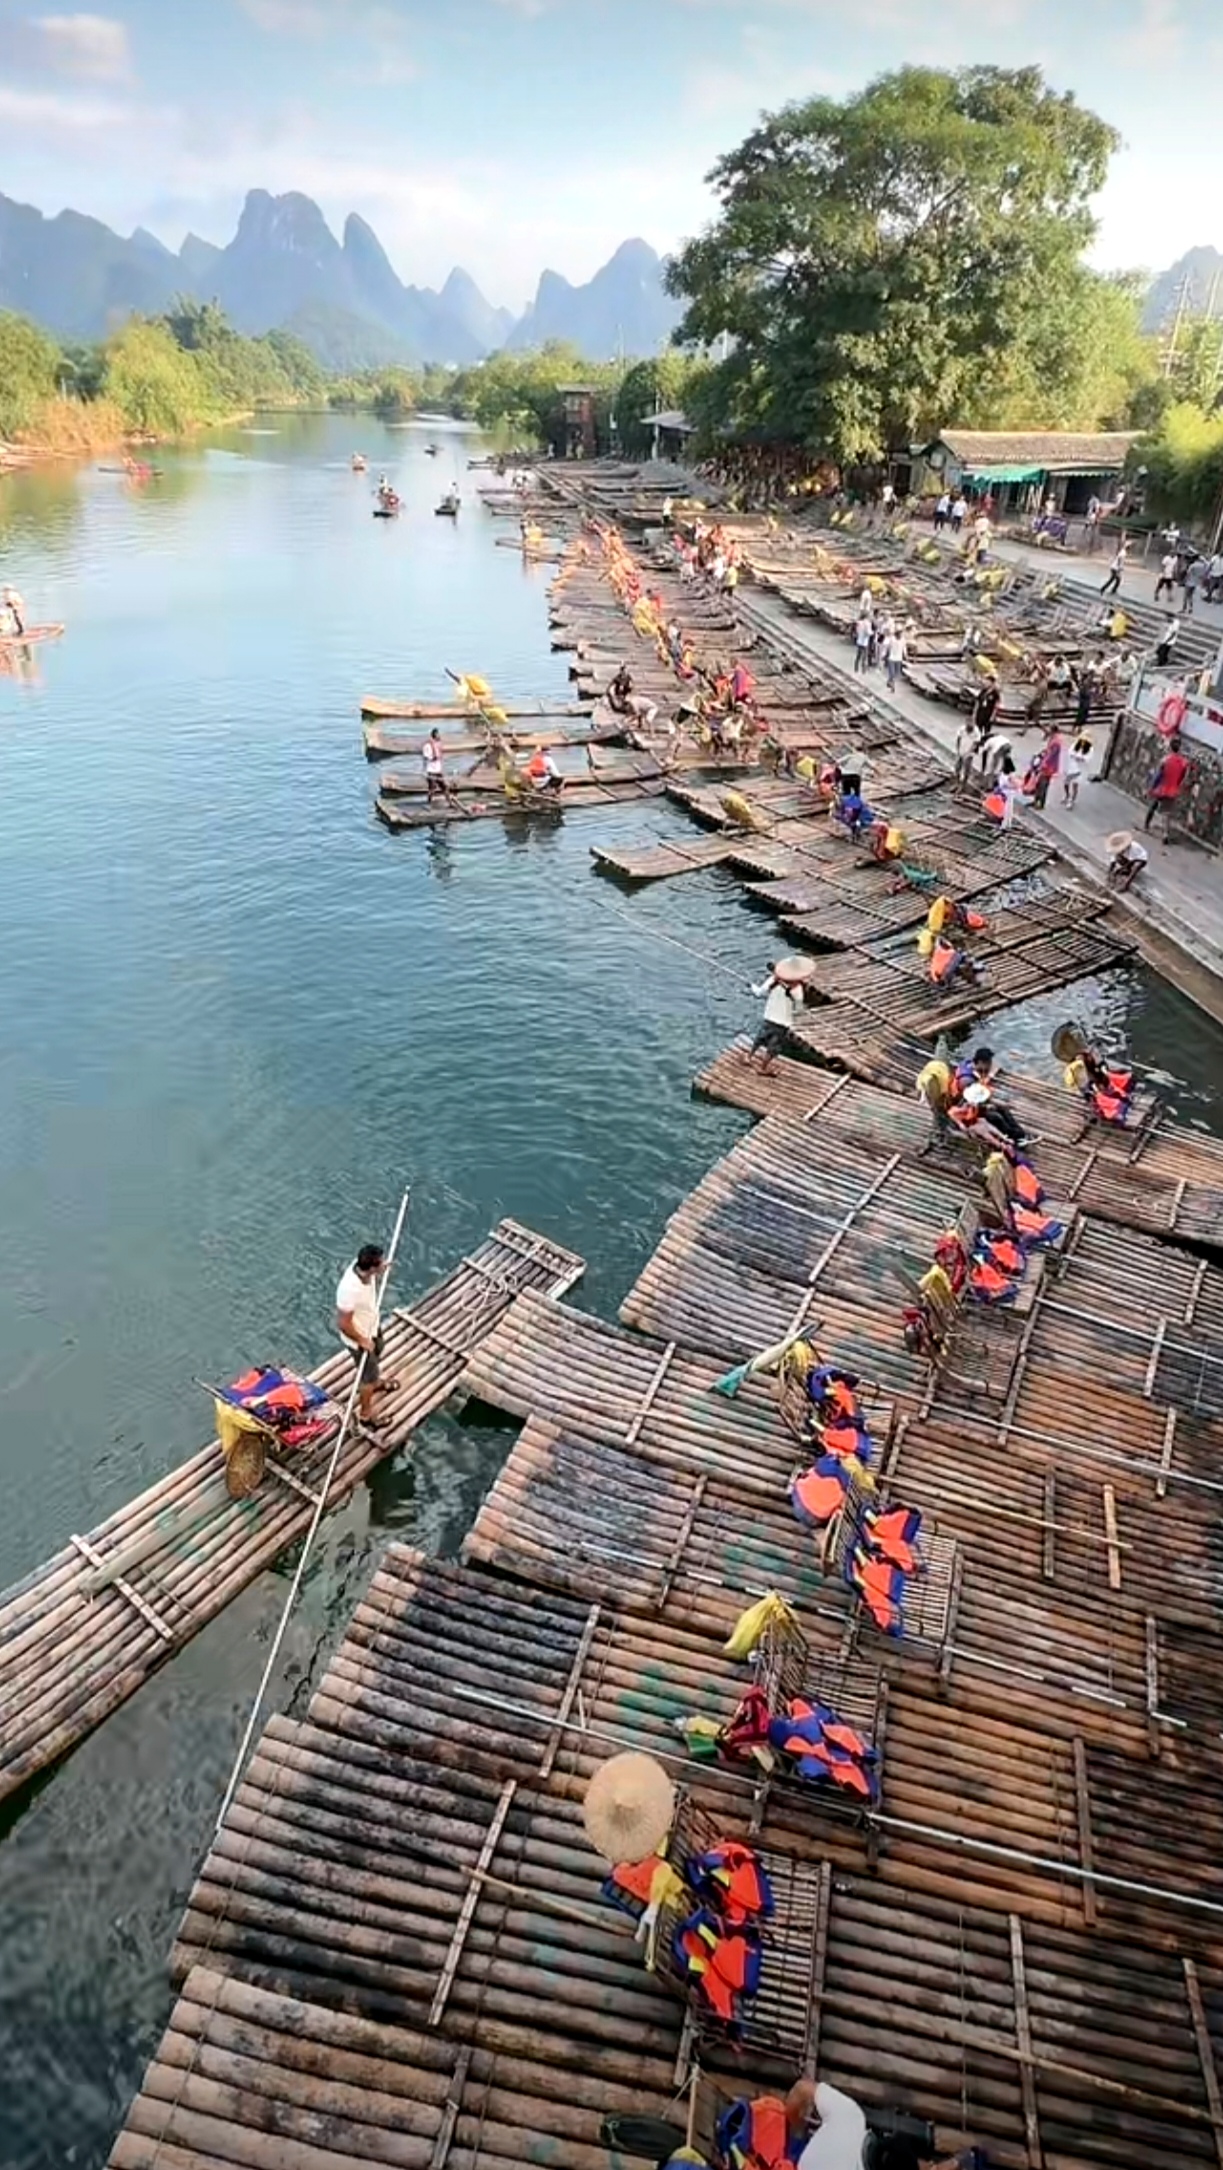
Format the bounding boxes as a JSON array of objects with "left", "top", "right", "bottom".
[
  {"left": 747, "top": 963, "right": 806, "bottom": 1073},
  {"left": 786, "top": 2076, "right": 866, "bottom": 2170},
  {"left": 883, "top": 624, "right": 907, "bottom": 691},
  {"left": 335, "top": 1242, "right": 394, "bottom": 1428},
  {"left": 1155, "top": 550, "right": 1178, "bottom": 603}
]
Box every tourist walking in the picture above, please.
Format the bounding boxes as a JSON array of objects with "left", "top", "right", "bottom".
[
  {"left": 1144, "top": 737, "right": 1189, "bottom": 842},
  {"left": 1062, "top": 733, "right": 1092, "bottom": 809},
  {"left": 1100, "top": 539, "right": 1130, "bottom": 598},
  {"left": 950, "top": 492, "right": 968, "bottom": 537},
  {"left": 1155, "top": 615, "right": 1181, "bottom": 668},
  {"left": 883, "top": 621, "right": 907, "bottom": 692},
  {"left": 934, "top": 490, "right": 951, "bottom": 532},
  {"left": 852, "top": 610, "right": 873, "bottom": 675},
  {"left": 336, "top": 1242, "right": 397, "bottom": 1429},
  {"left": 1154, "top": 549, "right": 1178, "bottom": 603}
]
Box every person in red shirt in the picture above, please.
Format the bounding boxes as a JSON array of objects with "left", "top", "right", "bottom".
[{"left": 1143, "top": 735, "right": 1189, "bottom": 842}]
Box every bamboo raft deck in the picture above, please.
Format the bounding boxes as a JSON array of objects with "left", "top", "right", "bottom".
[
  {"left": 114, "top": 1541, "right": 1223, "bottom": 2170},
  {"left": 376, "top": 776, "right": 669, "bottom": 829},
  {"left": 378, "top": 749, "right": 664, "bottom": 798},
  {"left": 694, "top": 1047, "right": 1223, "bottom": 1248},
  {"left": 109, "top": 465, "right": 1223, "bottom": 2170},
  {"left": 360, "top": 697, "right": 597, "bottom": 721},
  {"left": 0, "top": 1220, "right": 583, "bottom": 1806},
  {"left": 364, "top": 716, "right": 625, "bottom": 761}
]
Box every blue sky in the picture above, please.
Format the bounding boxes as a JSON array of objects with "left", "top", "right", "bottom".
[{"left": 0, "top": 0, "right": 1219, "bottom": 308}]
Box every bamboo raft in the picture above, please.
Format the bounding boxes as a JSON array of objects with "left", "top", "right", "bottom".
[
  {"left": 0, "top": 1220, "right": 583, "bottom": 1806},
  {"left": 108, "top": 466, "right": 1223, "bottom": 2170},
  {"left": 364, "top": 716, "right": 624, "bottom": 761},
  {"left": 376, "top": 775, "right": 669, "bottom": 829},
  {"left": 360, "top": 697, "right": 596, "bottom": 721},
  {"left": 378, "top": 750, "right": 664, "bottom": 798}
]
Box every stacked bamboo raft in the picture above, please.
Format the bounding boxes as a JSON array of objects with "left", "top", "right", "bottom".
[
  {"left": 114, "top": 1541, "right": 1223, "bottom": 2170},
  {"left": 108, "top": 464, "right": 1223, "bottom": 2170},
  {"left": 0, "top": 1219, "right": 583, "bottom": 1806}
]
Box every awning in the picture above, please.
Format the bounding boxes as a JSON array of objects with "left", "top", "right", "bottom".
[{"left": 961, "top": 463, "right": 1046, "bottom": 483}]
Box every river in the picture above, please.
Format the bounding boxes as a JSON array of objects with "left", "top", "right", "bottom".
[{"left": 1, "top": 411, "right": 1221, "bottom": 2167}]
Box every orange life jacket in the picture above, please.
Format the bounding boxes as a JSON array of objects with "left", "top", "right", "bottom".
[
  {"left": 930, "top": 936, "right": 961, "bottom": 983},
  {"left": 526, "top": 750, "right": 550, "bottom": 781}
]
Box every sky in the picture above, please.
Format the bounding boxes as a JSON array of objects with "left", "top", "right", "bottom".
[{"left": 0, "top": 0, "right": 1220, "bottom": 309}]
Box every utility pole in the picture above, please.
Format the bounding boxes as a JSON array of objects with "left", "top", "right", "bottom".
[{"left": 1162, "top": 270, "right": 1195, "bottom": 380}]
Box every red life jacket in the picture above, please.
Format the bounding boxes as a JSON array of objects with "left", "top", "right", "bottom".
[
  {"left": 971, "top": 1257, "right": 1017, "bottom": 1304},
  {"left": 1011, "top": 1159, "right": 1044, "bottom": 1207},
  {"left": 930, "top": 937, "right": 961, "bottom": 983},
  {"left": 983, "top": 789, "right": 1007, "bottom": 821},
  {"left": 526, "top": 750, "right": 550, "bottom": 780}
]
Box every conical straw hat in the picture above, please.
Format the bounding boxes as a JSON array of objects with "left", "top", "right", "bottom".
[
  {"left": 582, "top": 1752, "right": 675, "bottom": 1864},
  {"left": 1106, "top": 831, "right": 1133, "bottom": 857},
  {"left": 774, "top": 956, "right": 812, "bottom": 985}
]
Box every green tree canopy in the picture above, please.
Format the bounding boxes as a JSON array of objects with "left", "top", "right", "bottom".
[
  {"left": 0, "top": 311, "right": 62, "bottom": 438},
  {"left": 1134, "top": 400, "right": 1223, "bottom": 533},
  {"left": 667, "top": 65, "right": 1121, "bottom": 462}
]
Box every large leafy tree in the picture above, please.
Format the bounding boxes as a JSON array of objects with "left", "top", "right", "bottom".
[{"left": 667, "top": 66, "right": 1120, "bottom": 461}]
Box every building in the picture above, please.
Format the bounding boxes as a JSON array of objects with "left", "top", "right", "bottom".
[
  {"left": 912, "top": 429, "right": 1138, "bottom": 515},
  {"left": 556, "top": 385, "right": 597, "bottom": 460},
  {"left": 638, "top": 408, "right": 697, "bottom": 463}
]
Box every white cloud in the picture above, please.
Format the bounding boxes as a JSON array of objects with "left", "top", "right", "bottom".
[{"left": 8, "top": 11, "right": 131, "bottom": 80}]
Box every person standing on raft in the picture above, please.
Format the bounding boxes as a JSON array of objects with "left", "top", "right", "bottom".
[
  {"left": 747, "top": 959, "right": 809, "bottom": 1074},
  {"left": 336, "top": 1242, "right": 399, "bottom": 1430},
  {"left": 422, "top": 729, "right": 449, "bottom": 802}
]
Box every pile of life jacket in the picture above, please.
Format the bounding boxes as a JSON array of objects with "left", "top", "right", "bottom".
[
  {"left": 767, "top": 1696, "right": 879, "bottom": 1802},
  {"left": 717, "top": 2095, "right": 802, "bottom": 2170},
  {"left": 846, "top": 1503, "right": 924, "bottom": 1636},
  {"left": 788, "top": 1356, "right": 877, "bottom": 1530},
  {"left": 672, "top": 1840, "right": 773, "bottom": 2030},
  {"left": 1066, "top": 1054, "right": 1135, "bottom": 1127},
  {"left": 992, "top": 1152, "right": 1066, "bottom": 1251},
  {"left": 220, "top": 1367, "right": 332, "bottom": 1448}
]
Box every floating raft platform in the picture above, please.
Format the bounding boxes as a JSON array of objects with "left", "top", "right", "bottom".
[
  {"left": 376, "top": 775, "right": 668, "bottom": 829},
  {"left": 364, "top": 716, "right": 624, "bottom": 761},
  {"left": 0, "top": 1220, "right": 582, "bottom": 1806},
  {"left": 360, "top": 696, "right": 595, "bottom": 721}
]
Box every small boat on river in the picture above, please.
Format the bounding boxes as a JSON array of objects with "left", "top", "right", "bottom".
[
  {"left": 373, "top": 489, "right": 402, "bottom": 519},
  {"left": 435, "top": 490, "right": 460, "bottom": 518}
]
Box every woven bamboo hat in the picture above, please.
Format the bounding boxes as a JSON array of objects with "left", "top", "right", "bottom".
[
  {"left": 774, "top": 956, "right": 813, "bottom": 985},
  {"left": 1051, "top": 1021, "right": 1085, "bottom": 1063},
  {"left": 1106, "top": 831, "right": 1134, "bottom": 857},
  {"left": 582, "top": 1752, "right": 675, "bottom": 1864}
]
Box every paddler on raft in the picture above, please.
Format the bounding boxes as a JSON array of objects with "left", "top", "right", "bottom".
[
  {"left": 0, "top": 584, "right": 26, "bottom": 637},
  {"left": 746, "top": 957, "right": 811, "bottom": 1074},
  {"left": 336, "top": 1241, "right": 399, "bottom": 1430},
  {"left": 422, "top": 728, "right": 450, "bottom": 802}
]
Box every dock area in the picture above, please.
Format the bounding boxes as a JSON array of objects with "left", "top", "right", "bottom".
[
  {"left": 103, "top": 464, "right": 1223, "bottom": 2170},
  {"left": 110, "top": 1056, "right": 1223, "bottom": 2168},
  {"left": 0, "top": 1220, "right": 583, "bottom": 1807}
]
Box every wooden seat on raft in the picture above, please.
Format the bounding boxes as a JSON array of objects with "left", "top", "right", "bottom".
[
  {"left": 746, "top": 1614, "right": 886, "bottom": 1858},
  {"left": 815, "top": 1461, "right": 962, "bottom": 1677},
  {"left": 647, "top": 1786, "right": 828, "bottom": 2076}
]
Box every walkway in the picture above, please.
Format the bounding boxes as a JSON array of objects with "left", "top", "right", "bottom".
[{"left": 737, "top": 584, "right": 1223, "bottom": 1015}]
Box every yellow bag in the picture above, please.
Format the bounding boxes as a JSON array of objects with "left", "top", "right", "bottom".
[{"left": 723, "top": 1590, "right": 798, "bottom": 1660}]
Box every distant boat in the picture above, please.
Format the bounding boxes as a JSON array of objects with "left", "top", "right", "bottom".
[
  {"left": 374, "top": 489, "right": 402, "bottom": 518},
  {"left": 425, "top": 445, "right": 440, "bottom": 458},
  {"left": 0, "top": 621, "right": 64, "bottom": 648},
  {"left": 435, "top": 491, "right": 460, "bottom": 518},
  {"left": 352, "top": 454, "right": 368, "bottom": 472}
]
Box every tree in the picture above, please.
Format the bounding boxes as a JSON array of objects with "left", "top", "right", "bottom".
[
  {"left": 1163, "top": 314, "right": 1223, "bottom": 414},
  {"left": 1134, "top": 401, "right": 1223, "bottom": 534},
  {"left": 0, "top": 311, "right": 62, "bottom": 438},
  {"left": 616, "top": 353, "right": 703, "bottom": 455},
  {"left": 667, "top": 66, "right": 1120, "bottom": 461},
  {"left": 963, "top": 269, "right": 1159, "bottom": 431},
  {"left": 102, "top": 320, "right": 217, "bottom": 435}
]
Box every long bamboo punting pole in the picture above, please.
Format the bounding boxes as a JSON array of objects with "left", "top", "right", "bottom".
[{"left": 214, "top": 1187, "right": 411, "bottom": 1834}]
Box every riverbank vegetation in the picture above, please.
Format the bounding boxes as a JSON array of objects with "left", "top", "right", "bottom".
[{"left": 0, "top": 300, "right": 328, "bottom": 453}]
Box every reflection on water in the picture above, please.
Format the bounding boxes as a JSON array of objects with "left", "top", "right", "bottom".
[{"left": 1, "top": 413, "right": 1222, "bottom": 2168}]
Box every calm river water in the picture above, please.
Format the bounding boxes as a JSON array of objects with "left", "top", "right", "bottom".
[{"left": 1, "top": 412, "right": 1221, "bottom": 2167}]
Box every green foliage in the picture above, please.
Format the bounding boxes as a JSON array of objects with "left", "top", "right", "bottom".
[
  {"left": 0, "top": 311, "right": 62, "bottom": 437},
  {"left": 102, "top": 319, "right": 221, "bottom": 435},
  {"left": 450, "top": 343, "right": 623, "bottom": 450},
  {"left": 372, "top": 369, "right": 420, "bottom": 419},
  {"left": 667, "top": 64, "right": 1121, "bottom": 461},
  {"left": 963, "top": 269, "right": 1159, "bottom": 431},
  {"left": 615, "top": 354, "right": 704, "bottom": 454},
  {"left": 1162, "top": 314, "right": 1223, "bottom": 413},
  {"left": 1133, "top": 401, "right": 1223, "bottom": 531}
]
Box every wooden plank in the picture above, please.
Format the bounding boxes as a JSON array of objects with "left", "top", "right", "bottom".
[
  {"left": 538, "top": 1603, "right": 602, "bottom": 1779},
  {"left": 1102, "top": 1486, "right": 1122, "bottom": 1591},
  {"left": 1142, "top": 1318, "right": 1168, "bottom": 1401},
  {"left": 428, "top": 1777, "right": 517, "bottom": 2027},
  {"left": 1042, "top": 1474, "right": 1057, "bottom": 1584},
  {"left": 1146, "top": 1614, "right": 1162, "bottom": 1760},
  {"left": 68, "top": 1531, "right": 174, "bottom": 1643},
  {"left": 625, "top": 1341, "right": 677, "bottom": 1448},
  {"left": 803, "top": 1859, "right": 833, "bottom": 2077},
  {"left": 1183, "top": 1958, "right": 1223, "bottom": 2170},
  {"left": 1156, "top": 1407, "right": 1178, "bottom": 1500},
  {"left": 655, "top": 1476, "right": 708, "bottom": 1611},
  {"left": 1073, "top": 1737, "right": 1098, "bottom": 1928},
  {"left": 430, "top": 2046, "right": 472, "bottom": 2170},
  {"left": 1010, "top": 1913, "right": 1045, "bottom": 2168}
]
